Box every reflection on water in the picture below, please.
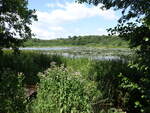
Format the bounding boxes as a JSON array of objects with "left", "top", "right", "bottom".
[
  {"left": 19, "top": 47, "right": 71, "bottom": 50},
  {"left": 54, "top": 53, "right": 121, "bottom": 61},
  {"left": 20, "top": 47, "right": 132, "bottom": 61}
]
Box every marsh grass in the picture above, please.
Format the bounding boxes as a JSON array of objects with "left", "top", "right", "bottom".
[{"left": 0, "top": 50, "right": 63, "bottom": 84}]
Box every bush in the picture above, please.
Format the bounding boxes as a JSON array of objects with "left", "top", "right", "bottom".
[
  {"left": 29, "top": 65, "right": 100, "bottom": 113},
  {"left": 117, "top": 69, "right": 150, "bottom": 113},
  {"left": 88, "top": 59, "right": 149, "bottom": 113},
  {"left": 0, "top": 68, "right": 27, "bottom": 113}
]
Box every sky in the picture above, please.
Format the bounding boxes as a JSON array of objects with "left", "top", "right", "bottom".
[{"left": 28, "top": 0, "right": 121, "bottom": 40}]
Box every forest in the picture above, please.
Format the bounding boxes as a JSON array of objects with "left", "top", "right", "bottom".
[{"left": 24, "top": 35, "right": 128, "bottom": 48}]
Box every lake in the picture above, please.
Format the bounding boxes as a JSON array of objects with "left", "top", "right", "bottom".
[
  {"left": 20, "top": 47, "right": 71, "bottom": 51},
  {"left": 20, "top": 47, "right": 133, "bottom": 61}
]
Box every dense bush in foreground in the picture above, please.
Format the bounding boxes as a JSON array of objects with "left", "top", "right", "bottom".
[
  {"left": 0, "top": 69, "right": 26, "bottom": 113},
  {"left": 28, "top": 65, "right": 100, "bottom": 113}
]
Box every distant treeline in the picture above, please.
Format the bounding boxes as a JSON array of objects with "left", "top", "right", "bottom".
[{"left": 24, "top": 35, "right": 129, "bottom": 48}]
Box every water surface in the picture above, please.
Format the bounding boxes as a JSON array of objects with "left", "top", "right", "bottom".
[{"left": 20, "top": 47, "right": 132, "bottom": 61}]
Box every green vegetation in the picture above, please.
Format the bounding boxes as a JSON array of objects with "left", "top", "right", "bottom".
[
  {"left": 29, "top": 65, "right": 100, "bottom": 113},
  {"left": 1, "top": 0, "right": 149, "bottom": 112},
  {"left": 0, "top": 69, "right": 27, "bottom": 113},
  {"left": 0, "top": 51, "right": 63, "bottom": 85},
  {"left": 24, "top": 35, "right": 129, "bottom": 48},
  {"left": 0, "top": 0, "right": 37, "bottom": 52},
  {"left": 1, "top": 51, "right": 148, "bottom": 113},
  {"left": 77, "top": 0, "right": 150, "bottom": 112}
]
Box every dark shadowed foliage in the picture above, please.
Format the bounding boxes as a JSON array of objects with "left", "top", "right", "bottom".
[{"left": 0, "top": 0, "right": 37, "bottom": 53}]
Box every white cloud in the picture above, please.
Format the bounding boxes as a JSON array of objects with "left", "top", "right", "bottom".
[
  {"left": 43, "top": 2, "right": 117, "bottom": 24},
  {"left": 31, "top": 2, "right": 117, "bottom": 39},
  {"left": 50, "top": 26, "right": 64, "bottom": 31},
  {"left": 97, "top": 28, "right": 108, "bottom": 35},
  {"left": 46, "top": 3, "right": 65, "bottom": 8},
  {"left": 32, "top": 25, "right": 65, "bottom": 40},
  {"left": 56, "top": 3, "right": 66, "bottom": 8},
  {"left": 46, "top": 3, "right": 55, "bottom": 8}
]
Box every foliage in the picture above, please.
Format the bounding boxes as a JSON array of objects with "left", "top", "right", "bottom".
[
  {"left": 87, "top": 60, "right": 128, "bottom": 112},
  {"left": 77, "top": 0, "right": 150, "bottom": 112},
  {"left": 60, "top": 55, "right": 136, "bottom": 112},
  {"left": 28, "top": 65, "right": 100, "bottom": 113},
  {"left": 0, "top": 0, "right": 37, "bottom": 52},
  {"left": 77, "top": 0, "right": 150, "bottom": 49},
  {"left": 117, "top": 73, "right": 150, "bottom": 113},
  {"left": 24, "top": 35, "right": 129, "bottom": 48},
  {"left": 86, "top": 58, "right": 149, "bottom": 113},
  {"left": 77, "top": 0, "right": 150, "bottom": 22},
  {"left": 111, "top": 19, "right": 150, "bottom": 113},
  {"left": 0, "top": 51, "right": 140, "bottom": 112},
  {"left": 0, "top": 51, "right": 63, "bottom": 84},
  {"left": 0, "top": 68, "right": 27, "bottom": 113}
]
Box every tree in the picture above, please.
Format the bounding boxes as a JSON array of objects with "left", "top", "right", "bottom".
[
  {"left": 0, "top": 0, "right": 37, "bottom": 53},
  {"left": 76, "top": 0, "right": 150, "bottom": 46},
  {"left": 77, "top": 0, "right": 150, "bottom": 112}
]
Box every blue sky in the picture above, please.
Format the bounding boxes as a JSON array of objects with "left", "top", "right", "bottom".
[{"left": 28, "top": 0, "right": 121, "bottom": 40}]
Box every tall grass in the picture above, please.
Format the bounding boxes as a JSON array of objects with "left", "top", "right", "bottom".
[{"left": 0, "top": 50, "right": 63, "bottom": 84}]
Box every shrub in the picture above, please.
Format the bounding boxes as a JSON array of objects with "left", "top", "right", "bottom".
[
  {"left": 29, "top": 65, "right": 100, "bottom": 113},
  {"left": 0, "top": 68, "right": 27, "bottom": 113},
  {"left": 117, "top": 70, "right": 150, "bottom": 113}
]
